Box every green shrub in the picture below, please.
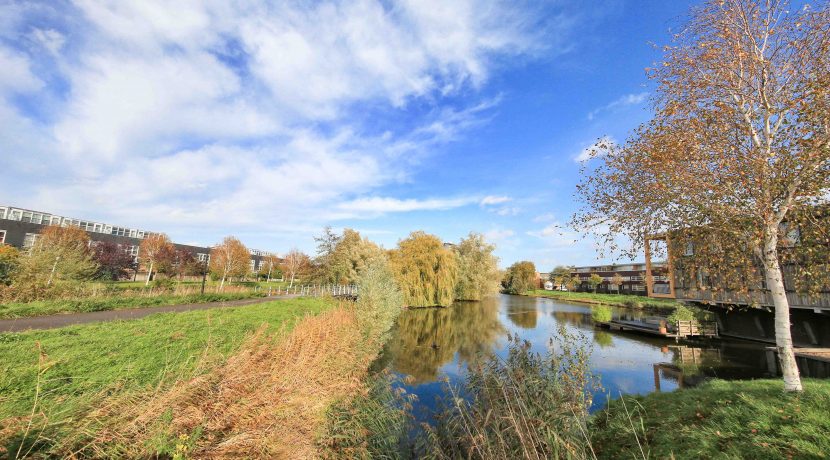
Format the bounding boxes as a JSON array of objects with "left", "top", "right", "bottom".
[{"left": 591, "top": 305, "right": 613, "bottom": 323}]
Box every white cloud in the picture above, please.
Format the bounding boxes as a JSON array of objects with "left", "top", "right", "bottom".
[
  {"left": 574, "top": 135, "right": 616, "bottom": 162},
  {"left": 338, "top": 196, "right": 475, "bottom": 214},
  {"left": 480, "top": 195, "right": 511, "bottom": 206},
  {"left": 0, "top": 0, "right": 577, "bottom": 252},
  {"left": 0, "top": 46, "right": 42, "bottom": 93},
  {"left": 587, "top": 91, "right": 648, "bottom": 120}
]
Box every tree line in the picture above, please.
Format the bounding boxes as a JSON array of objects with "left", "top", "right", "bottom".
[
  {"left": 0, "top": 225, "right": 285, "bottom": 301},
  {"left": 283, "top": 228, "right": 502, "bottom": 307}
]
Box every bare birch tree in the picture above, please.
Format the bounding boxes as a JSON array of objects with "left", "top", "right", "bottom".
[
  {"left": 139, "top": 233, "right": 174, "bottom": 286},
  {"left": 281, "top": 248, "right": 310, "bottom": 289},
  {"left": 210, "top": 236, "right": 250, "bottom": 291},
  {"left": 573, "top": 0, "right": 830, "bottom": 391}
]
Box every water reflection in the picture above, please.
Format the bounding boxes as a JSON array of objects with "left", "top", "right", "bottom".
[
  {"left": 383, "top": 294, "right": 829, "bottom": 419},
  {"left": 388, "top": 297, "right": 504, "bottom": 383},
  {"left": 506, "top": 301, "right": 537, "bottom": 329}
]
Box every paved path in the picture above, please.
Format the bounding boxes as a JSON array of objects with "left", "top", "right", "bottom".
[{"left": 0, "top": 295, "right": 300, "bottom": 333}]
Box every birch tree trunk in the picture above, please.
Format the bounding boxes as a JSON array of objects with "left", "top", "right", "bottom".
[
  {"left": 289, "top": 272, "right": 295, "bottom": 289},
  {"left": 47, "top": 255, "right": 60, "bottom": 287},
  {"left": 220, "top": 272, "right": 226, "bottom": 291},
  {"left": 762, "top": 228, "right": 802, "bottom": 392},
  {"left": 145, "top": 261, "right": 154, "bottom": 287}
]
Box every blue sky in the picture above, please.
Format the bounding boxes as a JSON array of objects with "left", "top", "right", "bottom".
[{"left": 0, "top": 0, "right": 698, "bottom": 269}]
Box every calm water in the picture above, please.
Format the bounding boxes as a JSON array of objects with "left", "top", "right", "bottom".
[{"left": 379, "top": 294, "right": 799, "bottom": 421}]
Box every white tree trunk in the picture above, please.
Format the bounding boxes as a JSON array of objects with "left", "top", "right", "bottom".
[
  {"left": 220, "top": 273, "right": 226, "bottom": 291},
  {"left": 762, "top": 231, "right": 802, "bottom": 392},
  {"left": 47, "top": 255, "right": 60, "bottom": 287},
  {"left": 289, "top": 272, "right": 295, "bottom": 289},
  {"left": 145, "top": 261, "right": 154, "bottom": 287}
]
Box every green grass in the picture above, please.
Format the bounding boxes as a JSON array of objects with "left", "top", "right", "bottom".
[
  {"left": 0, "top": 297, "right": 332, "bottom": 427},
  {"left": 591, "top": 379, "right": 830, "bottom": 459},
  {"left": 0, "top": 291, "right": 267, "bottom": 319},
  {"left": 527, "top": 289, "right": 681, "bottom": 310}
]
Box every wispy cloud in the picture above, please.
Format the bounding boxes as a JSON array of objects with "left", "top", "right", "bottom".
[
  {"left": 480, "top": 195, "right": 512, "bottom": 206},
  {"left": 587, "top": 91, "right": 648, "bottom": 120},
  {"left": 0, "top": 0, "right": 576, "bottom": 251},
  {"left": 574, "top": 135, "right": 616, "bottom": 162},
  {"left": 338, "top": 196, "right": 476, "bottom": 214}
]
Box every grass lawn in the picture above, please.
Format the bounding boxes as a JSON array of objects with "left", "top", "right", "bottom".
[
  {"left": 0, "top": 297, "right": 332, "bottom": 432},
  {"left": 591, "top": 379, "right": 830, "bottom": 459},
  {"left": 527, "top": 289, "right": 681, "bottom": 311},
  {"left": 0, "top": 291, "right": 267, "bottom": 319}
]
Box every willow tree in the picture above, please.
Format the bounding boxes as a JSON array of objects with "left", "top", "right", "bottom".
[
  {"left": 210, "top": 236, "right": 250, "bottom": 290},
  {"left": 454, "top": 232, "right": 501, "bottom": 301},
  {"left": 329, "top": 229, "right": 385, "bottom": 285},
  {"left": 389, "top": 231, "right": 458, "bottom": 307},
  {"left": 573, "top": 0, "right": 830, "bottom": 392}
]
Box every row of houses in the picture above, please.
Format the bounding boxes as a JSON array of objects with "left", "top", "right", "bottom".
[
  {"left": 537, "top": 262, "right": 668, "bottom": 296},
  {"left": 0, "top": 205, "right": 279, "bottom": 277}
]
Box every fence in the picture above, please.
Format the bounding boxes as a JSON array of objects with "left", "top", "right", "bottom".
[{"left": 265, "top": 284, "right": 358, "bottom": 298}]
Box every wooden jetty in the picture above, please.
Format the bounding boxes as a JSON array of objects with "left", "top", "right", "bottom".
[{"left": 597, "top": 318, "right": 718, "bottom": 339}]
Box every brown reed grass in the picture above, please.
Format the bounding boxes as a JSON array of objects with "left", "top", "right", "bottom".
[{"left": 51, "top": 303, "right": 381, "bottom": 459}]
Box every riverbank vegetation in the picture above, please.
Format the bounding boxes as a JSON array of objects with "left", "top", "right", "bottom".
[
  {"left": 0, "top": 297, "right": 331, "bottom": 457},
  {"left": 592, "top": 379, "right": 830, "bottom": 459},
  {"left": 422, "top": 328, "right": 599, "bottom": 459},
  {"left": 527, "top": 289, "right": 681, "bottom": 311}
]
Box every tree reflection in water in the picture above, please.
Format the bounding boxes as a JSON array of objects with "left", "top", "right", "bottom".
[
  {"left": 505, "top": 302, "right": 538, "bottom": 329},
  {"left": 388, "top": 297, "right": 505, "bottom": 383}
]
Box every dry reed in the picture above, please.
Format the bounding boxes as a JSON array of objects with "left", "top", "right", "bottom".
[{"left": 38, "top": 303, "right": 383, "bottom": 459}]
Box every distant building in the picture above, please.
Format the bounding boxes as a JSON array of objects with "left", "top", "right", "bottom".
[
  {"left": 0, "top": 205, "right": 278, "bottom": 278},
  {"left": 569, "top": 262, "right": 667, "bottom": 296}
]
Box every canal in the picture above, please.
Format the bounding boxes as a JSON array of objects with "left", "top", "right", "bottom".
[{"left": 378, "top": 293, "right": 813, "bottom": 421}]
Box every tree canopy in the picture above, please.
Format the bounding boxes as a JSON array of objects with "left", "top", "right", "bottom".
[
  {"left": 210, "top": 236, "right": 250, "bottom": 290},
  {"left": 572, "top": 0, "right": 830, "bottom": 392},
  {"left": 17, "top": 225, "right": 97, "bottom": 286},
  {"left": 389, "top": 231, "right": 458, "bottom": 307},
  {"left": 453, "top": 232, "right": 501, "bottom": 301},
  {"left": 502, "top": 261, "right": 537, "bottom": 295}
]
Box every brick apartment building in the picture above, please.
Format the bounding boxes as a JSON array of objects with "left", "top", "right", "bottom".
[{"left": 0, "top": 205, "right": 278, "bottom": 278}]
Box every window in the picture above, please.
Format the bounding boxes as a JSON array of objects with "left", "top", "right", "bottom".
[
  {"left": 197, "top": 253, "right": 209, "bottom": 262},
  {"left": 23, "top": 233, "right": 39, "bottom": 248},
  {"left": 0, "top": 230, "right": 5, "bottom": 244},
  {"left": 684, "top": 242, "right": 695, "bottom": 256},
  {"left": 0, "top": 207, "right": 7, "bottom": 219}
]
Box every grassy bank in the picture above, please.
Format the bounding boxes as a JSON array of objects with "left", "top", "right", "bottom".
[
  {"left": 527, "top": 289, "right": 681, "bottom": 311},
  {"left": 0, "top": 297, "right": 331, "bottom": 456},
  {"left": 0, "top": 291, "right": 266, "bottom": 319},
  {"left": 591, "top": 379, "right": 830, "bottom": 459}
]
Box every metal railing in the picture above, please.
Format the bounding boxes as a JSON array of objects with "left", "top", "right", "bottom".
[{"left": 265, "top": 284, "right": 359, "bottom": 298}]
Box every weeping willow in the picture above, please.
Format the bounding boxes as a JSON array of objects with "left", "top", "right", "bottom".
[{"left": 388, "top": 231, "right": 458, "bottom": 307}]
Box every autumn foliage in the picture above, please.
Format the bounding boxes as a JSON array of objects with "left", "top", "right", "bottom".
[{"left": 389, "top": 231, "right": 458, "bottom": 307}]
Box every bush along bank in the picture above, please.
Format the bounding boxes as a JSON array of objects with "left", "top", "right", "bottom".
[{"left": 526, "top": 290, "right": 681, "bottom": 312}]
